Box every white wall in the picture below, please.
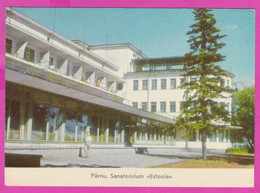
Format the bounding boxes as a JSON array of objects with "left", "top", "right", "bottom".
[
  {"left": 90, "top": 46, "right": 144, "bottom": 77},
  {"left": 125, "top": 71, "right": 233, "bottom": 121}
]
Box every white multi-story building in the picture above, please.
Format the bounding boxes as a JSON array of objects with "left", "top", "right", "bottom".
[
  {"left": 5, "top": 8, "right": 173, "bottom": 146},
  {"left": 5, "top": 8, "right": 238, "bottom": 151},
  {"left": 124, "top": 57, "right": 235, "bottom": 149}
]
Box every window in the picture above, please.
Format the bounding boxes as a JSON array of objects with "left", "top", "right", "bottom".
[
  {"left": 65, "top": 111, "right": 77, "bottom": 142},
  {"left": 6, "top": 38, "right": 12, "bottom": 54},
  {"left": 180, "top": 101, "right": 185, "bottom": 112},
  {"left": 190, "top": 78, "right": 196, "bottom": 82},
  {"left": 170, "top": 79, "right": 176, "bottom": 89},
  {"left": 142, "top": 102, "right": 147, "bottom": 111},
  {"left": 170, "top": 102, "right": 176, "bottom": 113},
  {"left": 190, "top": 102, "right": 195, "bottom": 109},
  {"left": 49, "top": 57, "right": 55, "bottom": 70},
  {"left": 161, "top": 79, "right": 167, "bottom": 90},
  {"left": 142, "top": 80, "right": 148, "bottom": 90},
  {"left": 227, "top": 103, "right": 230, "bottom": 112},
  {"left": 32, "top": 103, "right": 48, "bottom": 141},
  {"left": 219, "top": 129, "right": 224, "bottom": 142},
  {"left": 220, "top": 79, "right": 225, "bottom": 87},
  {"left": 9, "top": 100, "right": 21, "bottom": 139},
  {"left": 49, "top": 57, "right": 54, "bottom": 66},
  {"left": 209, "top": 130, "right": 217, "bottom": 142},
  {"left": 160, "top": 102, "right": 166, "bottom": 113},
  {"left": 152, "top": 79, "right": 157, "bottom": 90},
  {"left": 180, "top": 78, "right": 186, "bottom": 88},
  {"left": 24, "top": 47, "right": 35, "bottom": 63},
  {"left": 151, "top": 102, "right": 156, "bottom": 113},
  {"left": 133, "top": 102, "right": 138, "bottom": 108},
  {"left": 227, "top": 80, "right": 230, "bottom": 88},
  {"left": 133, "top": 80, "right": 139, "bottom": 90},
  {"left": 189, "top": 130, "right": 197, "bottom": 141},
  {"left": 67, "top": 64, "right": 70, "bottom": 76},
  {"left": 77, "top": 114, "right": 89, "bottom": 142}
]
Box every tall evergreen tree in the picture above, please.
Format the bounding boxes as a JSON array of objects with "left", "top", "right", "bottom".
[{"left": 180, "top": 9, "right": 233, "bottom": 160}]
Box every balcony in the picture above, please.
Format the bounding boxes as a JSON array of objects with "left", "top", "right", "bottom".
[{"left": 6, "top": 53, "right": 125, "bottom": 103}]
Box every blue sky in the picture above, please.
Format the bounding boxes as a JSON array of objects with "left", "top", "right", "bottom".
[{"left": 14, "top": 8, "right": 255, "bottom": 88}]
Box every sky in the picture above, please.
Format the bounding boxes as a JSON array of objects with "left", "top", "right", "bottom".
[{"left": 13, "top": 8, "right": 255, "bottom": 88}]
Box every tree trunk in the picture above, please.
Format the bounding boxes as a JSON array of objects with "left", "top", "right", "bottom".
[
  {"left": 201, "top": 130, "right": 207, "bottom": 161},
  {"left": 185, "top": 128, "right": 188, "bottom": 151}
]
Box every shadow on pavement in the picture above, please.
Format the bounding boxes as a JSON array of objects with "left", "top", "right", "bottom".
[
  {"left": 144, "top": 153, "right": 202, "bottom": 159},
  {"left": 42, "top": 163, "right": 120, "bottom": 168},
  {"left": 210, "top": 154, "right": 255, "bottom": 166}
]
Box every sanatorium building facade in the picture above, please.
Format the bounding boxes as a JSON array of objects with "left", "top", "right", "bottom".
[{"left": 5, "top": 8, "right": 236, "bottom": 150}]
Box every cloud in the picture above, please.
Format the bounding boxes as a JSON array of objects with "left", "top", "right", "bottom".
[
  {"left": 233, "top": 77, "right": 255, "bottom": 90},
  {"left": 227, "top": 24, "right": 238, "bottom": 30}
]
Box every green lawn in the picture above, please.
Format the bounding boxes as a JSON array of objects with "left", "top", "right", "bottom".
[{"left": 153, "top": 154, "right": 254, "bottom": 168}]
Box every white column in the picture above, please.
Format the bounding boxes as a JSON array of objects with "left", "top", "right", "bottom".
[
  {"left": 27, "top": 103, "right": 33, "bottom": 141},
  {"left": 96, "top": 117, "right": 100, "bottom": 143},
  {"left": 216, "top": 130, "right": 219, "bottom": 142},
  {"left": 134, "top": 132, "right": 137, "bottom": 143},
  {"left": 227, "top": 130, "right": 231, "bottom": 142},
  {"left": 139, "top": 133, "right": 142, "bottom": 142},
  {"left": 121, "top": 129, "right": 125, "bottom": 143},
  {"left": 60, "top": 112, "right": 66, "bottom": 141},
  {"left": 81, "top": 131, "right": 84, "bottom": 141},
  {"left": 19, "top": 101, "right": 26, "bottom": 140},
  {"left": 6, "top": 100, "right": 11, "bottom": 140},
  {"left": 105, "top": 118, "right": 109, "bottom": 143},
  {"left": 145, "top": 133, "right": 148, "bottom": 143},
  {"left": 114, "top": 130, "right": 117, "bottom": 143},
  {"left": 196, "top": 131, "right": 199, "bottom": 142},
  {"left": 46, "top": 121, "right": 50, "bottom": 141},
  {"left": 75, "top": 115, "right": 78, "bottom": 142},
  {"left": 154, "top": 134, "right": 157, "bottom": 142},
  {"left": 223, "top": 129, "right": 227, "bottom": 142}
]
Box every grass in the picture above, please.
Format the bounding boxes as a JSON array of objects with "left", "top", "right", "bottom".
[
  {"left": 153, "top": 154, "right": 254, "bottom": 168},
  {"left": 225, "top": 147, "right": 250, "bottom": 155}
]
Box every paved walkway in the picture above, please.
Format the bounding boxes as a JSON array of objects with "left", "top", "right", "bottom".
[{"left": 5, "top": 146, "right": 220, "bottom": 168}]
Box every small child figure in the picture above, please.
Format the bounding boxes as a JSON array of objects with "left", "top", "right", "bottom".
[{"left": 84, "top": 132, "right": 92, "bottom": 156}]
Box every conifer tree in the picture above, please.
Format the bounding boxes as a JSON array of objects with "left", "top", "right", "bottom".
[{"left": 180, "top": 8, "right": 233, "bottom": 160}]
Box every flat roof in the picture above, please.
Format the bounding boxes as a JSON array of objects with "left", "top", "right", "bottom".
[
  {"left": 134, "top": 56, "right": 184, "bottom": 65},
  {"left": 89, "top": 43, "right": 147, "bottom": 58}
]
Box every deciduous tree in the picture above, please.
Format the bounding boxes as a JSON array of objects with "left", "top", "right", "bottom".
[{"left": 231, "top": 86, "right": 255, "bottom": 152}]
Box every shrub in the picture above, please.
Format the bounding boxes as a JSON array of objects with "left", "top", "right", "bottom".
[{"left": 225, "top": 147, "right": 249, "bottom": 154}]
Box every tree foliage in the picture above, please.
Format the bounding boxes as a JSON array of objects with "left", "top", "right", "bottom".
[
  {"left": 231, "top": 86, "right": 255, "bottom": 151},
  {"left": 179, "top": 8, "right": 232, "bottom": 160}
]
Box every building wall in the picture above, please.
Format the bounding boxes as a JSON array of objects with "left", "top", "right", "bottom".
[
  {"left": 125, "top": 71, "right": 232, "bottom": 120},
  {"left": 124, "top": 68, "right": 233, "bottom": 146},
  {"left": 90, "top": 46, "right": 145, "bottom": 76}
]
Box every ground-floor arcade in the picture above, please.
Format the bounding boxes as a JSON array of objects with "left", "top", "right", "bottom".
[
  {"left": 5, "top": 82, "right": 174, "bottom": 145},
  {"left": 174, "top": 126, "right": 233, "bottom": 150}
]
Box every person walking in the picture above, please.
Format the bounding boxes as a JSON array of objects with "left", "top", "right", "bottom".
[{"left": 84, "top": 131, "right": 92, "bottom": 157}]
